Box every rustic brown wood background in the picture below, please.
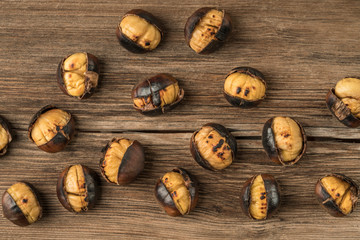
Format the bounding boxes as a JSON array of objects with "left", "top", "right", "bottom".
[{"left": 1, "top": 0, "right": 360, "bottom": 239}]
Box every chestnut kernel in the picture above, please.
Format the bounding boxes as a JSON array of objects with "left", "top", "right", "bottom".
[
  {"left": 184, "top": 7, "right": 232, "bottom": 54},
  {"left": 224, "top": 67, "right": 266, "bottom": 108},
  {"left": 190, "top": 123, "right": 237, "bottom": 171},
  {"left": 28, "top": 105, "right": 75, "bottom": 153},
  {"left": 100, "top": 137, "right": 145, "bottom": 185},
  {"left": 240, "top": 174, "right": 280, "bottom": 220},
  {"left": 57, "top": 52, "right": 100, "bottom": 99},
  {"left": 0, "top": 116, "right": 12, "bottom": 156},
  {"left": 315, "top": 173, "right": 359, "bottom": 217},
  {"left": 155, "top": 168, "right": 199, "bottom": 217},
  {"left": 56, "top": 164, "right": 100, "bottom": 213},
  {"left": 326, "top": 77, "right": 360, "bottom": 128},
  {"left": 132, "top": 74, "right": 184, "bottom": 115},
  {"left": 262, "top": 117, "right": 306, "bottom": 166},
  {"left": 2, "top": 182, "right": 42, "bottom": 226},
  {"left": 116, "top": 9, "right": 163, "bottom": 53}
]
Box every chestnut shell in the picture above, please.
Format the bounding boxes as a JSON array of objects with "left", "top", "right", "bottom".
[
  {"left": 240, "top": 174, "right": 281, "bottom": 220},
  {"left": 154, "top": 168, "right": 199, "bottom": 217},
  {"left": 262, "top": 117, "right": 307, "bottom": 166},
  {"left": 184, "top": 7, "right": 232, "bottom": 54},
  {"left": 223, "top": 67, "right": 266, "bottom": 108},
  {"left": 315, "top": 173, "right": 359, "bottom": 217},
  {"left": 190, "top": 123, "right": 237, "bottom": 171},
  {"left": 0, "top": 115, "right": 12, "bottom": 156},
  {"left": 116, "top": 9, "right": 164, "bottom": 53},
  {"left": 28, "top": 105, "right": 76, "bottom": 153},
  {"left": 99, "top": 138, "right": 145, "bottom": 185}
]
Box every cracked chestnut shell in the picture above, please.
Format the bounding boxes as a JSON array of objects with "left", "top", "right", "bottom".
[
  {"left": 56, "top": 164, "right": 100, "bottom": 213},
  {"left": 240, "top": 174, "right": 280, "bottom": 220},
  {"left": 100, "top": 137, "right": 145, "bottom": 185},
  {"left": 0, "top": 116, "right": 12, "bottom": 156},
  {"left": 2, "top": 182, "right": 42, "bottom": 226},
  {"left": 315, "top": 173, "right": 359, "bottom": 217},
  {"left": 132, "top": 74, "right": 184, "bottom": 115},
  {"left": 224, "top": 67, "right": 266, "bottom": 108},
  {"left": 262, "top": 117, "right": 306, "bottom": 166},
  {"left": 190, "top": 123, "right": 237, "bottom": 171},
  {"left": 28, "top": 105, "right": 75, "bottom": 153},
  {"left": 116, "top": 9, "right": 163, "bottom": 53},
  {"left": 184, "top": 7, "right": 232, "bottom": 54},
  {"left": 326, "top": 77, "right": 360, "bottom": 128},
  {"left": 155, "top": 168, "right": 198, "bottom": 217},
  {"left": 57, "top": 52, "right": 100, "bottom": 99}
]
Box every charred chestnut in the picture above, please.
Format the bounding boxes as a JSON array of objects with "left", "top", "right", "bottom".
[
  {"left": 132, "top": 74, "right": 184, "bottom": 115},
  {"left": 190, "top": 123, "right": 237, "bottom": 171},
  {"left": 116, "top": 9, "right": 163, "bottom": 53},
  {"left": 262, "top": 117, "right": 306, "bottom": 166},
  {"left": 240, "top": 174, "right": 280, "bottom": 220},
  {"left": 0, "top": 116, "right": 12, "bottom": 156},
  {"left": 326, "top": 77, "right": 360, "bottom": 128},
  {"left": 100, "top": 137, "right": 145, "bottom": 185},
  {"left": 155, "top": 168, "right": 198, "bottom": 217},
  {"left": 56, "top": 164, "right": 100, "bottom": 213},
  {"left": 315, "top": 173, "right": 359, "bottom": 217},
  {"left": 184, "top": 7, "right": 232, "bottom": 54},
  {"left": 28, "top": 105, "right": 75, "bottom": 153},
  {"left": 224, "top": 67, "right": 266, "bottom": 108},
  {"left": 2, "top": 182, "right": 42, "bottom": 226},
  {"left": 57, "top": 52, "right": 100, "bottom": 99}
]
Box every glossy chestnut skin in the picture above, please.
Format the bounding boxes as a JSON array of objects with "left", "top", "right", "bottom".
[
  {"left": 28, "top": 105, "right": 76, "bottom": 153},
  {"left": 116, "top": 9, "right": 164, "bottom": 53},
  {"left": 240, "top": 174, "right": 281, "bottom": 220},
  {"left": 190, "top": 123, "right": 237, "bottom": 171},
  {"left": 0, "top": 116, "right": 12, "bottom": 156},
  {"left": 315, "top": 173, "right": 359, "bottom": 217},
  {"left": 131, "top": 74, "right": 184, "bottom": 115},
  {"left": 99, "top": 138, "right": 145, "bottom": 185},
  {"left": 155, "top": 168, "right": 199, "bottom": 217},
  {"left": 223, "top": 67, "right": 266, "bottom": 108},
  {"left": 57, "top": 52, "right": 100, "bottom": 99},
  {"left": 184, "top": 7, "right": 232, "bottom": 54},
  {"left": 262, "top": 117, "right": 306, "bottom": 166}
]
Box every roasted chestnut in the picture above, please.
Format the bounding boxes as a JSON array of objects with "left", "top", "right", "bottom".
[
  {"left": 190, "top": 123, "right": 237, "bottom": 171},
  {"left": 2, "top": 182, "right": 42, "bottom": 226},
  {"left": 262, "top": 117, "right": 306, "bottom": 166},
  {"left": 224, "top": 67, "right": 266, "bottom": 108},
  {"left": 57, "top": 52, "right": 100, "bottom": 99},
  {"left": 326, "top": 77, "right": 360, "bottom": 128},
  {"left": 240, "top": 174, "right": 280, "bottom": 220},
  {"left": 116, "top": 9, "right": 163, "bottom": 53},
  {"left": 100, "top": 137, "right": 145, "bottom": 185},
  {"left": 28, "top": 105, "right": 75, "bottom": 153},
  {"left": 315, "top": 173, "right": 359, "bottom": 217},
  {"left": 155, "top": 168, "right": 198, "bottom": 217},
  {"left": 132, "top": 74, "right": 184, "bottom": 115},
  {"left": 184, "top": 7, "right": 232, "bottom": 54},
  {"left": 56, "top": 164, "right": 100, "bottom": 213},
  {"left": 0, "top": 116, "right": 12, "bottom": 156}
]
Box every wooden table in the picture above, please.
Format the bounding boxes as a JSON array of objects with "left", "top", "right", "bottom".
[{"left": 1, "top": 0, "right": 360, "bottom": 239}]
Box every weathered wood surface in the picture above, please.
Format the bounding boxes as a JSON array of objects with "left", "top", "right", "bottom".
[{"left": 1, "top": 0, "right": 360, "bottom": 239}]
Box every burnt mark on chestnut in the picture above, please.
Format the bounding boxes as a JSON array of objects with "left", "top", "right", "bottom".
[{"left": 0, "top": 115, "right": 12, "bottom": 156}]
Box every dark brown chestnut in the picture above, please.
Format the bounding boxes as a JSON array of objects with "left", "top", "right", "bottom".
[
  {"left": 100, "top": 137, "right": 145, "bottom": 185},
  {"left": 155, "top": 168, "right": 198, "bottom": 217},
  {"left": 2, "top": 182, "right": 42, "bottom": 226},
  {"left": 326, "top": 77, "right": 360, "bottom": 128},
  {"left": 116, "top": 9, "right": 163, "bottom": 53},
  {"left": 240, "top": 174, "right": 280, "bottom": 220},
  {"left": 56, "top": 164, "right": 100, "bottom": 213},
  {"left": 57, "top": 52, "right": 100, "bottom": 99},
  {"left": 132, "top": 73, "right": 184, "bottom": 115},
  {"left": 0, "top": 116, "right": 12, "bottom": 156},
  {"left": 190, "top": 123, "right": 237, "bottom": 171},
  {"left": 262, "top": 117, "right": 306, "bottom": 166},
  {"left": 184, "top": 7, "right": 232, "bottom": 54},
  {"left": 28, "top": 105, "right": 75, "bottom": 153},
  {"left": 224, "top": 67, "right": 266, "bottom": 108},
  {"left": 315, "top": 173, "right": 359, "bottom": 217}
]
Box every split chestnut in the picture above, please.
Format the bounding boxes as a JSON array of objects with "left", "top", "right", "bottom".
[{"left": 0, "top": 116, "right": 12, "bottom": 156}]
